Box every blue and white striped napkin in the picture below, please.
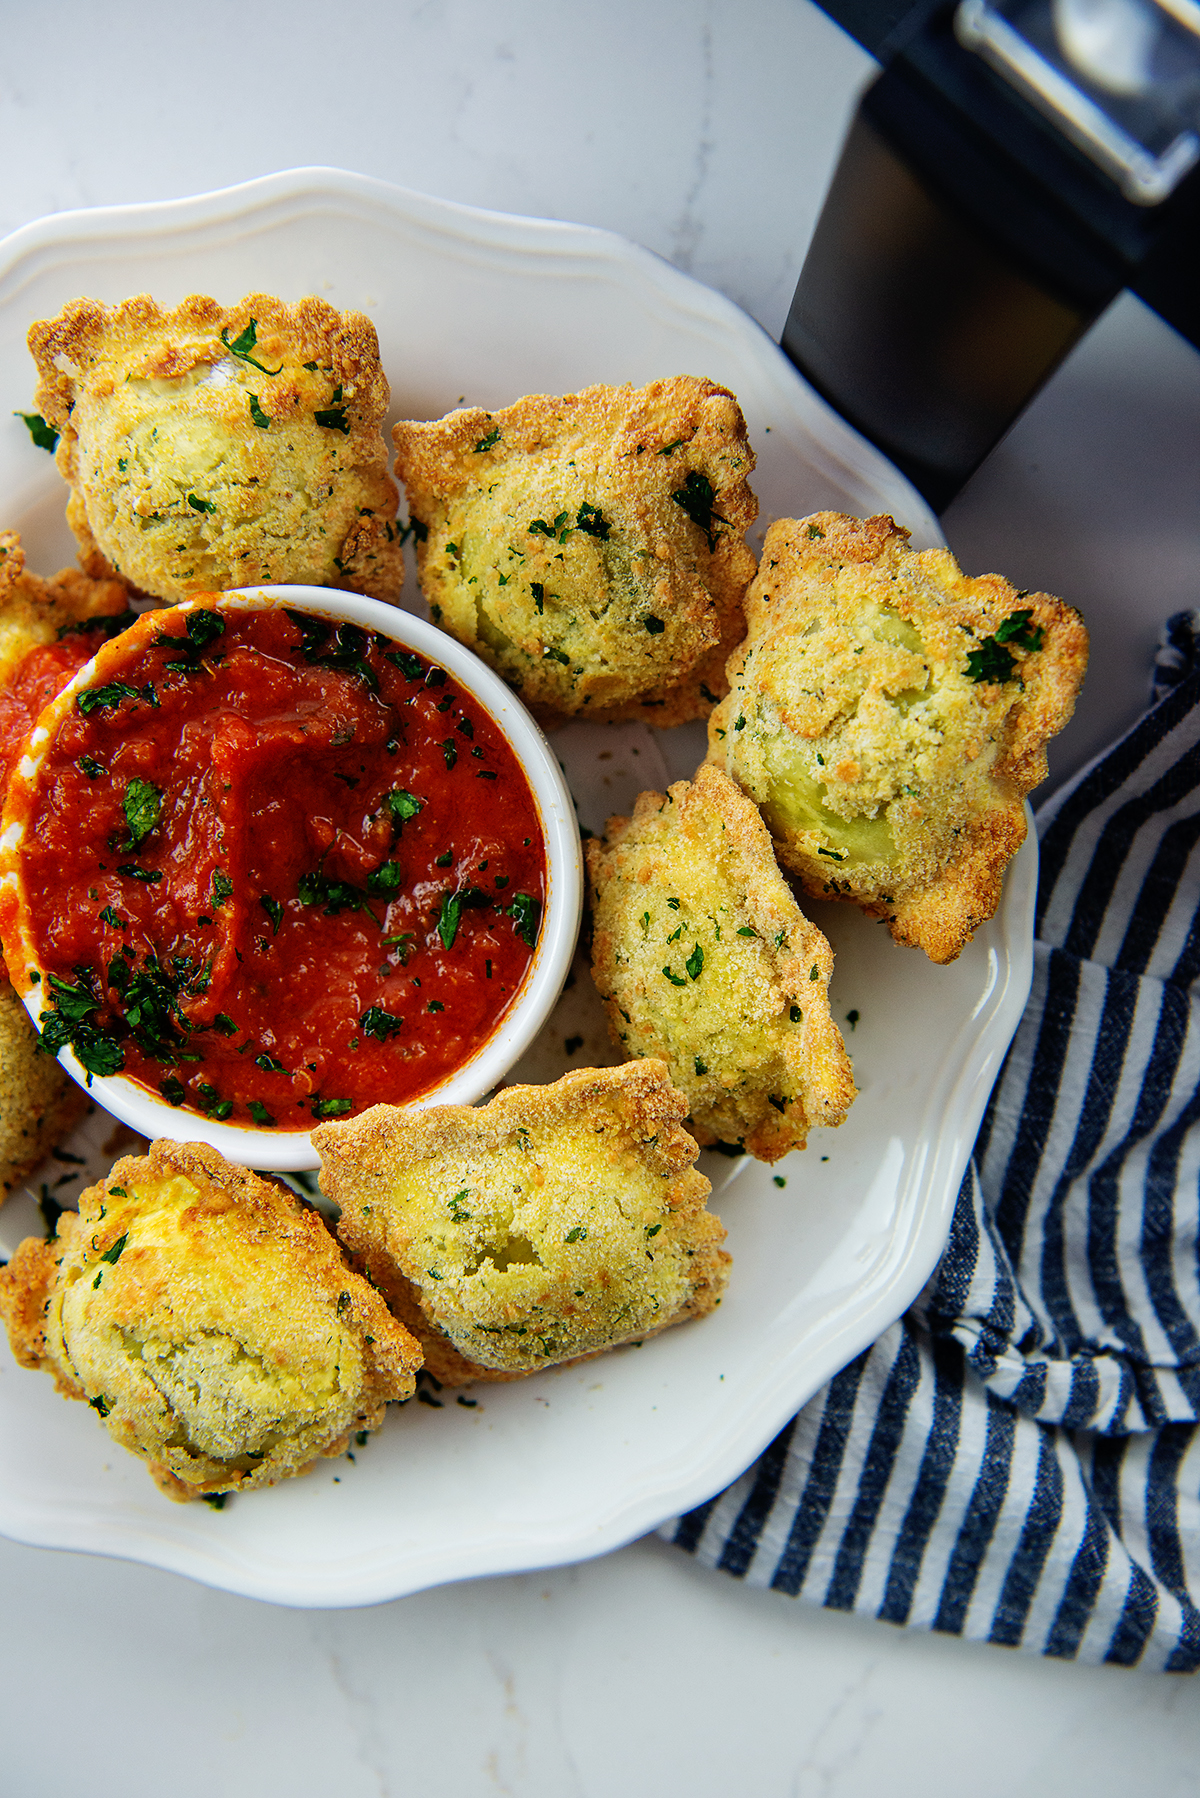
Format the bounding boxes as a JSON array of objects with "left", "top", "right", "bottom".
[{"left": 663, "top": 614, "right": 1200, "bottom": 1671}]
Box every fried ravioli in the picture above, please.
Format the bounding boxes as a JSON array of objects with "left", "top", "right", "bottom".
[
  {"left": 708, "top": 513, "right": 1088, "bottom": 963},
  {"left": 317, "top": 1061, "right": 729, "bottom": 1385},
  {"left": 0, "top": 1140, "right": 421, "bottom": 1500},
  {"left": 393, "top": 378, "right": 757, "bottom": 727},
  {"left": 29, "top": 293, "right": 404, "bottom": 604},
  {"left": 587, "top": 762, "right": 855, "bottom": 1161},
  {"left": 0, "top": 531, "right": 135, "bottom": 1197}
]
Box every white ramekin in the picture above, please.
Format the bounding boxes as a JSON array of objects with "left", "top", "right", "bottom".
[{"left": 0, "top": 585, "right": 582, "bottom": 1171}]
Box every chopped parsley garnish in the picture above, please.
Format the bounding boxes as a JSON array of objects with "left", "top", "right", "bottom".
[
  {"left": 663, "top": 965, "right": 687, "bottom": 987},
  {"left": 15, "top": 410, "right": 58, "bottom": 452},
  {"left": 965, "top": 635, "right": 1017, "bottom": 684},
  {"left": 805, "top": 523, "right": 825, "bottom": 539},
  {"left": 993, "top": 607, "right": 1045, "bottom": 652},
  {"left": 434, "top": 886, "right": 489, "bottom": 948},
  {"left": 542, "top": 645, "right": 570, "bottom": 665},
  {"left": 565, "top": 1226, "right": 587, "bottom": 1243},
  {"left": 160, "top": 1077, "right": 187, "bottom": 1106},
  {"left": 694, "top": 1057, "right": 708, "bottom": 1076},
  {"left": 254, "top": 1053, "right": 286, "bottom": 1072},
  {"left": 671, "top": 470, "right": 725, "bottom": 551},
  {"left": 384, "top": 932, "right": 415, "bottom": 963},
  {"left": 531, "top": 582, "right": 545, "bottom": 613},
  {"left": 98, "top": 906, "right": 125, "bottom": 930},
  {"left": 89, "top": 1394, "right": 112, "bottom": 1417},
  {"left": 473, "top": 426, "right": 501, "bottom": 452},
  {"left": 211, "top": 870, "right": 234, "bottom": 905},
  {"left": 360, "top": 1005, "right": 404, "bottom": 1041},
  {"left": 260, "top": 894, "right": 283, "bottom": 936},
  {"left": 198, "top": 1083, "right": 233, "bottom": 1120},
  {"left": 315, "top": 405, "right": 350, "bottom": 433},
  {"left": 297, "top": 870, "right": 379, "bottom": 923},
  {"left": 78, "top": 755, "right": 105, "bottom": 780},
  {"left": 506, "top": 892, "right": 541, "bottom": 948},
  {"left": 285, "top": 612, "right": 378, "bottom": 691},
  {"left": 123, "top": 778, "right": 162, "bottom": 849},
  {"left": 187, "top": 493, "right": 216, "bottom": 514},
  {"left": 385, "top": 788, "right": 423, "bottom": 827},
  {"left": 248, "top": 393, "right": 270, "bottom": 429},
  {"left": 213, "top": 1013, "right": 239, "bottom": 1036},
  {"left": 247, "top": 1100, "right": 276, "bottom": 1126},
  {"left": 685, "top": 943, "right": 704, "bottom": 980},
  {"left": 442, "top": 738, "right": 457, "bottom": 769},
  {"left": 387, "top": 649, "right": 426, "bottom": 680},
  {"left": 529, "top": 510, "right": 571, "bottom": 543},
  {"left": 77, "top": 680, "right": 141, "bottom": 716},
  {"left": 644, "top": 616, "right": 665, "bottom": 634},
  {"left": 574, "top": 501, "right": 610, "bottom": 540},
  {"left": 38, "top": 974, "right": 124, "bottom": 1082},
  {"left": 157, "top": 606, "right": 226, "bottom": 671},
  {"left": 658, "top": 438, "right": 686, "bottom": 456},
  {"left": 789, "top": 1005, "right": 803, "bottom": 1023},
  {"left": 117, "top": 865, "right": 163, "bottom": 883},
  {"left": 107, "top": 954, "right": 195, "bottom": 1062},
  {"left": 816, "top": 846, "right": 845, "bottom": 861},
  {"left": 366, "top": 860, "right": 402, "bottom": 898},
  {"left": 220, "top": 319, "right": 282, "bottom": 375}
]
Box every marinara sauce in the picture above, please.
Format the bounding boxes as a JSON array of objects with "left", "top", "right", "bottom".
[
  {"left": 0, "top": 612, "right": 135, "bottom": 801},
  {"left": 6, "top": 601, "right": 546, "bottom": 1129}
]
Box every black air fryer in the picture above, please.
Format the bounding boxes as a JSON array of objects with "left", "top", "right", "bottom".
[{"left": 785, "top": 0, "right": 1200, "bottom": 508}]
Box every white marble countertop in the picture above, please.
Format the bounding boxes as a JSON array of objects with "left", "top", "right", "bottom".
[{"left": 2, "top": 1, "right": 1199, "bottom": 1790}]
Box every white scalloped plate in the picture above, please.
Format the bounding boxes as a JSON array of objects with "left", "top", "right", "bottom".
[{"left": 0, "top": 169, "right": 1034, "bottom": 1607}]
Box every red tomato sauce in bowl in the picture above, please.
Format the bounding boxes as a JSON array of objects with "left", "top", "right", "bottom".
[
  {"left": 2, "top": 599, "right": 546, "bottom": 1131},
  {"left": 0, "top": 612, "right": 137, "bottom": 801}
]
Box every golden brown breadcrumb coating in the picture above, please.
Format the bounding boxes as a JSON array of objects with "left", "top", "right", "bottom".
[
  {"left": 0, "top": 982, "right": 86, "bottom": 1201},
  {"left": 0, "top": 531, "right": 133, "bottom": 1198},
  {"left": 0, "top": 1140, "right": 421, "bottom": 1500},
  {"left": 317, "top": 1060, "right": 729, "bottom": 1386},
  {"left": 0, "top": 528, "right": 133, "bottom": 680},
  {"left": 587, "top": 762, "right": 855, "bottom": 1161},
  {"left": 708, "top": 513, "right": 1088, "bottom": 963},
  {"left": 393, "top": 378, "right": 757, "bottom": 728},
  {"left": 28, "top": 293, "right": 404, "bottom": 604}
]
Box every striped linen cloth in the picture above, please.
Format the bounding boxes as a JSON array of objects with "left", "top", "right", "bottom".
[{"left": 662, "top": 613, "right": 1200, "bottom": 1671}]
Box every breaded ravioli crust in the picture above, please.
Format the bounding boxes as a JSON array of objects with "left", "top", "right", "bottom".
[
  {"left": 708, "top": 513, "right": 1088, "bottom": 962},
  {"left": 318, "top": 1061, "right": 729, "bottom": 1384},
  {"left": 0, "top": 528, "right": 132, "bottom": 681},
  {"left": 393, "top": 378, "right": 757, "bottom": 727},
  {"left": 0, "top": 981, "right": 86, "bottom": 1201},
  {"left": 587, "top": 762, "right": 855, "bottom": 1161},
  {"left": 0, "top": 1140, "right": 421, "bottom": 1500},
  {"left": 29, "top": 293, "right": 404, "bottom": 603},
  {"left": 0, "top": 531, "right": 134, "bottom": 1196}
]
